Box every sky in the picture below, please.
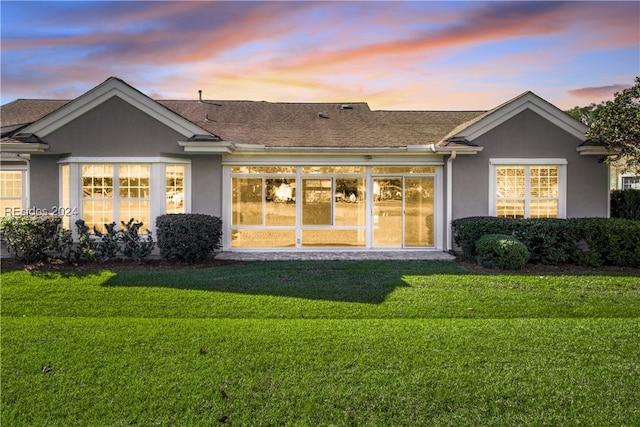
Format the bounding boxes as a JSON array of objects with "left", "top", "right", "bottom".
[{"left": 1, "top": 1, "right": 639, "bottom": 111}]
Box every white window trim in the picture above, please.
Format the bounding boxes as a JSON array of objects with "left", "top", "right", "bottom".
[
  {"left": 58, "top": 158, "right": 191, "bottom": 235},
  {"left": 223, "top": 164, "right": 444, "bottom": 250},
  {"left": 489, "top": 159, "right": 567, "bottom": 219},
  {"left": 0, "top": 166, "right": 29, "bottom": 216},
  {"left": 619, "top": 173, "right": 640, "bottom": 190}
]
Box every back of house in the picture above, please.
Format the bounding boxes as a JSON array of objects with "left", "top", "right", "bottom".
[{"left": 0, "top": 77, "right": 609, "bottom": 253}]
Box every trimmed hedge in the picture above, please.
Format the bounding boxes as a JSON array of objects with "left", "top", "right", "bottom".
[
  {"left": 570, "top": 218, "right": 640, "bottom": 267},
  {"left": 452, "top": 216, "right": 640, "bottom": 268},
  {"left": 476, "top": 234, "right": 529, "bottom": 270},
  {"left": 156, "top": 214, "right": 222, "bottom": 263},
  {"left": 611, "top": 189, "right": 640, "bottom": 220},
  {"left": 0, "top": 215, "right": 62, "bottom": 262}
]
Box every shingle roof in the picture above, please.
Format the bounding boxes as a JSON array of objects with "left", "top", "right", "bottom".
[
  {"left": 0, "top": 99, "right": 70, "bottom": 128},
  {"left": 1, "top": 97, "right": 486, "bottom": 148}
]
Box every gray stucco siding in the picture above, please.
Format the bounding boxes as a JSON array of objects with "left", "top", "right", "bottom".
[
  {"left": 451, "top": 109, "right": 608, "bottom": 221},
  {"left": 191, "top": 155, "right": 223, "bottom": 217},
  {"left": 44, "top": 97, "right": 186, "bottom": 156},
  {"left": 29, "top": 155, "right": 60, "bottom": 210}
]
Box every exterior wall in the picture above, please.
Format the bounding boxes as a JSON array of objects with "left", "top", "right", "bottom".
[
  {"left": 29, "top": 155, "right": 60, "bottom": 210},
  {"left": 451, "top": 109, "right": 608, "bottom": 221},
  {"left": 191, "top": 155, "right": 223, "bottom": 216},
  {"left": 44, "top": 97, "right": 186, "bottom": 156}
]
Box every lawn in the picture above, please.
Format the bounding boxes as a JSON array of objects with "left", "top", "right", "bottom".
[{"left": 2, "top": 260, "right": 639, "bottom": 426}]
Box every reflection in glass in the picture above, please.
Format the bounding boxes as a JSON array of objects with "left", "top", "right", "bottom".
[
  {"left": 404, "top": 177, "right": 434, "bottom": 247},
  {"left": 266, "top": 178, "right": 296, "bottom": 226},
  {"left": 302, "top": 229, "right": 365, "bottom": 247},
  {"left": 334, "top": 178, "right": 365, "bottom": 226},
  {"left": 231, "top": 229, "right": 296, "bottom": 248},
  {"left": 302, "top": 178, "right": 332, "bottom": 225},
  {"left": 372, "top": 166, "right": 436, "bottom": 174},
  {"left": 166, "top": 165, "right": 185, "bottom": 214},
  {"left": 232, "top": 178, "right": 262, "bottom": 225},
  {"left": 301, "top": 166, "right": 365, "bottom": 174},
  {"left": 373, "top": 178, "right": 403, "bottom": 246}
]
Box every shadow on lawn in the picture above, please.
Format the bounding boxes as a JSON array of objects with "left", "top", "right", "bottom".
[{"left": 101, "top": 260, "right": 467, "bottom": 304}]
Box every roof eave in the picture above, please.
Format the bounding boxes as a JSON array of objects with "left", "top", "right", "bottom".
[
  {"left": 178, "top": 140, "right": 236, "bottom": 153},
  {"left": 435, "top": 146, "right": 483, "bottom": 155},
  {"left": 0, "top": 142, "right": 49, "bottom": 153},
  {"left": 576, "top": 146, "right": 615, "bottom": 156}
]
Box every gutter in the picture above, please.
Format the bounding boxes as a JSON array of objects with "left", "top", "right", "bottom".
[{"left": 446, "top": 151, "right": 457, "bottom": 252}]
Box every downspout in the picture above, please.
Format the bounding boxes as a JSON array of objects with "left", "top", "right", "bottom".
[{"left": 446, "top": 151, "right": 457, "bottom": 252}]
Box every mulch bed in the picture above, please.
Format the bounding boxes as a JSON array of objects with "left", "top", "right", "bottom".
[
  {"left": 2, "top": 255, "right": 639, "bottom": 276},
  {"left": 0, "top": 256, "right": 242, "bottom": 274}
]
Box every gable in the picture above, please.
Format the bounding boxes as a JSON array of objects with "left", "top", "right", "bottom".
[
  {"left": 19, "top": 77, "right": 211, "bottom": 139},
  {"left": 444, "top": 92, "right": 588, "bottom": 143},
  {"left": 472, "top": 108, "right": 586, "bottom": 157},
  {"left": 44, "top": 96, "right": 189, "bottom": 156}
]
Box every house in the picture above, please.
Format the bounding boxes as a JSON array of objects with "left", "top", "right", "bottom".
[{"left": 0, "top": 77, "right": 609, "bottom": 253}]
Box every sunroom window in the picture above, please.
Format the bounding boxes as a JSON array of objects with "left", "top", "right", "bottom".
[{"left": 491, "top": 160, "right": 565, "bottom": 219}]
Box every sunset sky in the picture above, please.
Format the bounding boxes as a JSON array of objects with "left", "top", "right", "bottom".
[{"left": 1, "top": 1, "right": 638, "bottom": 111}]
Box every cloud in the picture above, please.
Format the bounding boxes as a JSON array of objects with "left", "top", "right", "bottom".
[
  {"left": 273, "top": 2, "right": 570, "bottom": 73},
  {"left": 568, "top": 84, "right": 632, "bottom": 99},
  {"left": 1, "top": 1, "right": 638, "bottom": 109}
]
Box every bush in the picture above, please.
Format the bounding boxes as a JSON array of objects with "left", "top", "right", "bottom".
[
  {"left": 476, "top": 234, "right": 530, "bottom": 270},
  {"left": 119, "top": 219, "right": 155, "bottom": 262},
  {"left": 451, "top": 217, "right": 520, "bottom": 259},
  {"left": 0, "top": 215, "right": 62, "bottom": 262},
  {"left": 452, "top": 216, "right": 640, "bottom": 268},
  {"left": 611, "top": 189, "right": 640, "bottom": 220},
  {"left": 74, "top": 219, "right": 98, "bottom": 262},
  {"left": 156, "top": 214, "right": 222, "bottom": 263},
  {"left": 570, "top": 218, "right": 640, "bottom": 268}
]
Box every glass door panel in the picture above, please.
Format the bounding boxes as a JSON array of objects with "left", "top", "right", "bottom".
[
  {"left": 404, "top": 177, "right": 434, "bottom": 247},
  {"left": 302, "top": 178, "right": 332, "bottom": 225},
  {"left": 373, "top": 178, "right": 402, "bottom": 246}
]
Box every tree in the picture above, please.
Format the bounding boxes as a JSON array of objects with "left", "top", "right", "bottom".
[
  {"left": 586, "top": 77, "right": 640, "bottom": 172},
  {"left": 566, "top": 102, "right": 605, "bottom": 127}
]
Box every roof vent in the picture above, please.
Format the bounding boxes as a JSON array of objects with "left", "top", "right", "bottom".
[
  {"left": 198, "top": 90, "right": 202, "bottom": 102},
  {"left": 340, "top": 104, "right": 352, "bottom": 110},
  {"left": 317, "top": 112, "right": 329, "bottom": 119}
]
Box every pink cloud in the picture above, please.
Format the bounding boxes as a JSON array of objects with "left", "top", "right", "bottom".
[{"left": 567, "top": 84, "right": 632, "bottom": 99}]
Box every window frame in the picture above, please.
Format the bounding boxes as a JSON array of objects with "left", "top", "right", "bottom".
[
  {"left": 489, "top": 159, "right": 567, "bottom": 219},
  {"left": 0, "top": 166, "right": 28, "bottom": 217},
  {"left": 620, "top": 174, "right": 640, "bottom": 190},
  {"left": 58, "top": 157, "right": 191, "bottom": 234}
]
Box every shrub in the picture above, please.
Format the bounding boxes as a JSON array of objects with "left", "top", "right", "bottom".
[
  {"left": 74, "top": 219, "right": 98, "bottom": 262},
  {"left": 451, "top": 217, "right": 519, "bottom": 259},
  {"left": 610, "top": 189, "right": 640, "bottom": 220},
  {"left": 0, "top": 215, "right": 61, "bottom": 262},
  {"left": 93, "top": 222, "right": 119, "bottom": 261},
  {"left": 570, "top": 217, "right": 640, "bottom": 268},
  {"left": 156, "top": 214, "right": 222, "bottom": 263},
  {"left": 119, "top": 219, "right": 155, "bottom": 262},
  {"left": 452, "top": 216, "right": 640, "bottom": 268},
  {"left": 476, "top": 234, "right": 530, "bottom": 270}
]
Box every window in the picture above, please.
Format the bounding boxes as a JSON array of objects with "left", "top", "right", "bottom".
[
  {"left": 81, "top": 164, "right": 149, "bottom": 232},
  {"left": 622, "top": 176, "right": 640, "bottom": 190},
  {"left": 0, "top": 169, "right": 27, "bottom": 217},
  {"left": 490, "top": 160, "right": 565, "bottom": 219},
  {"left": 62, "top": 159, "right": 189, "bottom": 234},
  {"left": 166, "top": 164, "right": 185, "bottom": 214}
]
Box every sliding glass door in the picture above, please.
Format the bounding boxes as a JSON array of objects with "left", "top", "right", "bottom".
[{"left": 373, "top": 176, "right": 434, "bottom": 247}]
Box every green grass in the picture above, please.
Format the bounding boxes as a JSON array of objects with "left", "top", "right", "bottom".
[{"left": 2, "top": 261, "right": 640, "bottom": 426}]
